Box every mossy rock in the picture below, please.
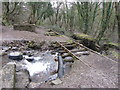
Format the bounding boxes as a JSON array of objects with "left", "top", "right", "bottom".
[
  {"left": 111, "top": 50, "right": 119, "bottom": 58},
  {"left": 66, "top": 40, "right": 74, "bottom": 43},
  {"left": 27, "top": 41, "right": 47, "bottom": 50},
  {"left": 72, "top": 33, "right": 99, "bottom": 51},
  {"left": 27, "top": 41, "right": 37, "bottom": 49},
  {"left": 44, "top": 32, "right": 59, "bottom": 36},
  {"left": 107, "top": 42, "right": 119, "bottom": 47},
  {"left": 102, "top": 42, "right": 120, "bottom": 50},
  {"left": 72, "top": 33, "right": 96, "bottom": 41}
]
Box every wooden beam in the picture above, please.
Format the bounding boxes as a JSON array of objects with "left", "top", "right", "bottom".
[{"left": 56, "top": 42, "right": 79, "bottom": 60}]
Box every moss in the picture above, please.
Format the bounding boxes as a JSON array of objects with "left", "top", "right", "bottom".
[
  {"left": 111, "top": 51, "right": 119, "bottom": 58},
  {"left": 73, "top": 33, "right": 96, "bottom": 41},
  {"left": 27, "top": 41, "right": 36, "bottom": 49},
  {"left": 66, "top": 40, "right": 74, "bottom": 43},
  {"left": 44, "top": 32, "right": 60, "bottom": 36},
  {"left": 72, "top": 33, "right": 100, "bottom": 51},
  {"left": 104, "top": 42, "right": 120, "bottom": 50},
  {"left": 107, "top": 42, "right": 119, "bottom": 47}
]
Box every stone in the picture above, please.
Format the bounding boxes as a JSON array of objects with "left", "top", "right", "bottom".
[
  {"left": 0, "top": 50, "right": 7, "bottom": 56},
  {"left": 11, "top": 47, "right": 18, "bottom": 50},
  {"left": 64, "top": 57, "right": 73, "bottom": 60},
  {"left": 45, "top": 32, "right": 59, "bottom": 36},
  {"left": 2, "top": 63, "right": 16, "bottom": 88},
  {"left": 51, "top": 78, "right": 62, "bottom": 85},
  {"left": 15, "top": 70, "right": 30, "bottom": 88},
  {"left": 47, "top": 74, "right": 58, "bottom": 82},
  {"left": 8, "top": 52, "right": 23, "bottom": 60},
  {"left": 2, "top": 46, "right": 10, "bottom": 51},
  {"left": 28, "top": 82, "right": 42, "bottom": 88},
  {"left": 24, "top": 56, "right": 34, "bottom": 62}
]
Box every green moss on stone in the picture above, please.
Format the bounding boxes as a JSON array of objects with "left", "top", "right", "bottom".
[
  {"left": 107, "top": 42, "right": 119, "bottom": 47},
  {"left": 73, "top": 33, "right": 96, "bottom": 41},
  {"left": 66, "top": 40, "right": 74, "bottom": 43},
  {"left": 45, "top": 32, "right": 59, "bottom": 36}
]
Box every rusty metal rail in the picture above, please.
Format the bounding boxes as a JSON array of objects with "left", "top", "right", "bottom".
[
  {"left": 51, "top": 41, "right": 92, "bottom": 67},
  {"left": 56, "top": 42, "right": 79, "bottom": 60}
]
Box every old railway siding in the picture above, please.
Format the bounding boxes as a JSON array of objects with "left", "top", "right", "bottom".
[
  {"left": 50, "top": 41, "right": 118, "bottom": 87},
  {"left": 51, "top": 41, "right": 117, "bottom": 63}
]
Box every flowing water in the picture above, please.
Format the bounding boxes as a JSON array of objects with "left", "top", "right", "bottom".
[{"left": 2, "top": 50, "right": 58, "bottom": 83}]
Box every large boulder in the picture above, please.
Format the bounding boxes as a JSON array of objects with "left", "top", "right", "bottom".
[
  {"left": 2, "top": 63, "right": 16, "bottom": 88},
  {"left": 15, "top": 70, "right": 30, "bottom": 88},
  {"left": 14, "top": 24, "right": 35, "bottom": 32}
]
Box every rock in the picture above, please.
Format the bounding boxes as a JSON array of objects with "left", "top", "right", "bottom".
[
  {"left": 28, "top": 82, "right": 42, "bottom": 88},
  {"left": 45, "top": 32, "right": 59, "bottom": 36},
  {"left": 11, "top": 47, "right": 18, "bottom": 50},
  {"left": 0, "top": 50, "right": 7, "bottom": 56},
  {"left": 2, "top": 63, "right": 16, "bottom": 88},
  {"left": 8, "top": 52, "right": 23, "bottom": 60},
  {"left": 72, "top": 33, "right": 96, "bottom": 41},
  {"left": 2, "top": 46, "right": 10, "bottom": 51},
  {"left": 51, "top": 78, "right": 62, "bottom": 85},
  {"left": 101, "top": 42, "right": 120, "bottom": 50},
  {"left": 72, "top": 33, "right": 98, "bottom": 51},
  {"left": 58, "top": 54, "right": 64, "bottom": 78},
  {"left": 24, "top": 56, "right": 34, "bottom": 62},
  {"left": 64, "top": 57, "right": 73, "bottom": 60},
  {"left": 15, "top": 70, "right": 30, "bottom": 88},
  {"left": 47, "top": 74, "right": 58, "bottom": 82},
  {"left": 15, "top": 62, "right": 27, "bottom": 72},
  {"left": 27, "top": 41, "right": 37, "bottom": 49}
]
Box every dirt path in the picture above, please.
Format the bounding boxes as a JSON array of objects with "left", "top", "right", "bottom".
[
  {"left": 1, "top": 26, "right": 70, "bottom": 43},
  {"left": 40, "top": 52, "right": 118, "bottom": 88}
]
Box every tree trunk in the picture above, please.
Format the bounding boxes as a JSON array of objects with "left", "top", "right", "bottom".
[{"left": 115, "top": 2, "right": 120, "bottom": 43}]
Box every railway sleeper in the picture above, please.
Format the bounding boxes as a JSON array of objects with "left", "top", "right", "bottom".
[
  {"left": 62, "top": 54, "right": 71, "bottom": 58},
  {"left": 58, "top": 50, "right": 66, "bottom": 54},
  {"left": 70, "top": 48, "right": 87, "bottom": 53},
  {"left": 59, "top": 42, "right": 75, "bottom": 45},
  {"left": 63, "top": 59, "right": 74, "bottom": 62},
  {"left": 74, "top": 51, "right": 90, "bottom": 56}
]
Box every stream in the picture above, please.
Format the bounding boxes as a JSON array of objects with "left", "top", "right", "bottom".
[{"left": 1, "top": 40, "right": 72, "bottom": 85}]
